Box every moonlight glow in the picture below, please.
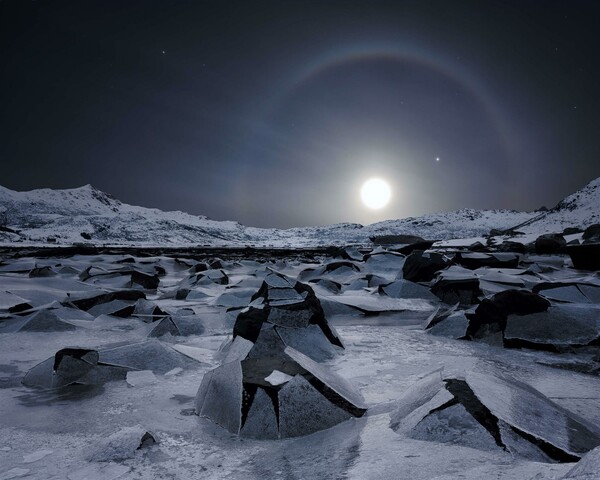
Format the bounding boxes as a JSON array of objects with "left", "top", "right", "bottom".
[{"left": 360, "top": 178, "right": 391, "bottom": 209}]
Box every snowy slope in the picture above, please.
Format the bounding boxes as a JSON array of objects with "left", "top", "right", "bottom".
[
  {"left": 512, "top": 177, "right": 600, "bottom": 234},
  {"left": 0, "top": 178, "right": 598, "bottom": 247}
]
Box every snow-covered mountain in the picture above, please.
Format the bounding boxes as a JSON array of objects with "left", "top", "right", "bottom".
[
  {"left": 0, "top": 178, "right": 598, "bottom": 247},
  {"left": 508, "top": 177, "right": 600, "bottom": 235}
]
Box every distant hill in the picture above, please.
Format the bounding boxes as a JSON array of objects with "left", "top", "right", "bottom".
[{"left": 0, "top": 178, "right": 598, "bottom": 247}]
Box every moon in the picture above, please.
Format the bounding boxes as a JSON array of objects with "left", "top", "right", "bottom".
[{"left": 360, "top": 178, "right": 391, "bottom": 209}]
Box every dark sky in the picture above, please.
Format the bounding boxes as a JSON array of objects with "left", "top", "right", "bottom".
[{"left": 1, "top": 1, "right": 599, "bottom": 228}]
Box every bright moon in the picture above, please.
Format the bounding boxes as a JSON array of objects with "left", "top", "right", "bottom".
[{"left": 360, "top": 178, "right": 391, "bottom": 209}]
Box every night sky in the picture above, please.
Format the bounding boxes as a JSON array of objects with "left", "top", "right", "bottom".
[{"left": 1, "top": 1, "right": 599, "bottom": 228}]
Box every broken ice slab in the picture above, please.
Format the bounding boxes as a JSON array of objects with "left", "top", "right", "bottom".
[
  {"left": 561, "top": 445, "right": 600, "bottom": 479},
  {"left": 195, "top": 346, "right": 366, "bottom": 439},
  {"left": 0, "top": 309, "right": 78, "bottom": 333},
  {"left": 378, "top": 279, "right": 440, "bottom": 302},
  {"left": 465, "top": 370, "right": 600, "bottom": 460},
  {"left": 22, "top": 340, "right": 202, "bottom": 389},
  {"left": 321, "top": 292, "right": 435, "bottom": 314},
  {"left": 22, "top": 449, "right": 53, "bottom": 463},
  {"left": 277, "top": 374, "right": 352, "bottom": 438},
  {"left": 87, "top": 425, "right": 158, "bottom": 462},
  {"left": 504, "top": 304, "right": 600, "bottom": 350},
  {"left": 426, "top": 311, "right": 469, "bottom": 339},
  {"left": 126, "top": 370, "right": 157, "bottom": 387},
  {"left": 390, "top": 369, "right": 600, "bottom": 461}
]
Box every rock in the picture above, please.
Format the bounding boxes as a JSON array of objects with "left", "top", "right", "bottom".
[
  {"left": 402, "top": 251, "right": 451, "bottom": 282},
  {"left": 567, "top": 244, "right": 600, "bottom": 271},
  {"left": 582, "top": 223, "right": 600, "bottom": 244},
  {"left": 535, "top": 233, "right": 567, "bottom": 254},
  {"left": 465, "top": 289, "right": 550, "bottom": 342},
  {"left": 130, "top": 270, "right": 160, "bottom": 290},
  {"left": 467, "top": 241, "right": 486, "bottom": 251},
  {"left": 495, "top": 240, "right": 527, "bottom": 253},
  {"left": 431, "top": 268, "right": 481, "bottom": 305},
  {"left": 454, "top": 252, "right": 520, "bottom": 270},
  {"left": 371, "top": 234, "right": 425, "bottom": 245},
  {"left": 563, "top": 227, "right": 583, "bottom": 235},
  {"left": 397, "top": 240, "right": 436, "bottom": 256}
]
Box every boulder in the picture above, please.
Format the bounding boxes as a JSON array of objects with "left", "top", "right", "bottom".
[
  {"left": 535, "top": 233, "right": 567, "bottom": 254},
  {"left": 371, "top": 234, "right": 425, "bottom": 245},
  {"left": 431, "top": 268, "right": 481, "bottom": 305},
  {"left": 496, "top": 240, "right": 527, "bottom": 253},
  {"left": 130, "top": 270, "right": 160, "bottom": 290},
  {"left": 567, "top": 244, "right": 600, "bottom": 271},
  {"left": 397, "top": 240, "right": 436, "bottom": 256},
  {"left": 402, "top": 251, "right": 451, "bottom": 282},
  {"left": 582, "top": 223, "right": 600, "bottom": 244},
  {"left": 465, "top": 289, "right": 550, "bottom": 342},
  {"left": 454, "top": 252, "right": 520, "bottom": 270}
]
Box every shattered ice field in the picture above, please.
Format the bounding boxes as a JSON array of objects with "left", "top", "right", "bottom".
[{"left": 1, "top": 246, "right": 600, "bottom": 480}]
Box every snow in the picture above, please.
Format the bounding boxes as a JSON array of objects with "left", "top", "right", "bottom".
[
  {"left": 264, "top": 370, "right": 293, "bottom": 385},
  {"left": 0, "top": 237, "right": 600, "bottom": 477}
]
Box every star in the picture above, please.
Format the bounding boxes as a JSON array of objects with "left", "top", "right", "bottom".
[
  {"left": 161, "top": 50, "right": 166, "bottom": 55},
  {"left": 436, "top": 157, "right": 440, "bottom": 162}
]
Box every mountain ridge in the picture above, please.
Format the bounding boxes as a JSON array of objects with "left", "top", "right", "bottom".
[{"left": 0, "top": 178, "right": 598, "bottom": 247}]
